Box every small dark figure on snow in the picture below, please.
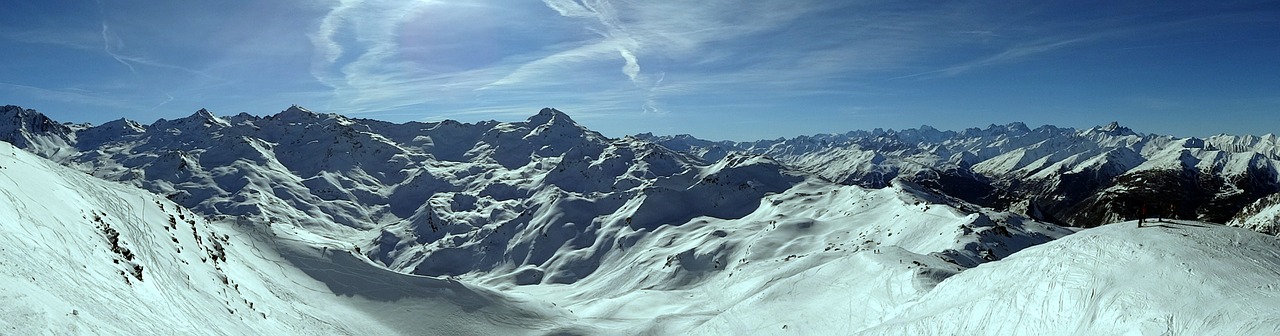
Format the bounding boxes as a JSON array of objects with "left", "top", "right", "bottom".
[{"left": 1137, "top": 204, "right": 1147, "bottom": 228}]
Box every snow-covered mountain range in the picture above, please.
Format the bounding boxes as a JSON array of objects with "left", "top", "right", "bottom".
[
  {"left": 3, "top": 103, "right": 1280, "bottom": 334},
  {"left": 638, "top": 121, "right": 1280, "bottom": 231}
]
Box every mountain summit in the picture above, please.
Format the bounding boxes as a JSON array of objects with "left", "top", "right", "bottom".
[
  {"left": 527, "top": 107, "right": 572, "bottom": 125},
  {"left": 0, "top": 105, "right": 74, "bottom": 157},
  {"left": 1089, "top": 121, "right": 1138, "bottom": 136}
]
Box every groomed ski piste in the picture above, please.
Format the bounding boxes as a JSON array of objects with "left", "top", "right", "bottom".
[{"left": 5, "top": 137, "right": 1280, "bottom": 335}]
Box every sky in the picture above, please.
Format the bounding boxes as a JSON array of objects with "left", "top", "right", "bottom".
[{"left": 1, "top": 0, "right": 1278, "bottom": 141}]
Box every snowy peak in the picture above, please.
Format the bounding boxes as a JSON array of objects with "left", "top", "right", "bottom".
[
  {"left": 1003, "top": 121, "right": 1031, "bottom": 133},
  {"left": 152, "top": 108, "right": 232, "bottom": 130},
  {"left": 522, "top": 107, "right": 604, "bottom": 142},
  {"left": 962, "top": 122, "right": 1032, "bottom": 137},
  {"left": 883, "top": 125, "right": 956, "bottom": 144},
  {"left": 272, "top": 104, "right": 319, "bottom": 122},
  {"left": 105, "top": 118, "right": 146, "bottom": 133},
  {"left": 76, "top": 118, "right": 146, "bottom": 149},
  {"left": 528, "top": 107, "right": 569, "bottom": 124},
  {"left": 1086, "top": 121, "right": 1137, "bottom": 137},
  {"left": 187, "top": 108, "right": 231, "bottom": 128},
  {"left": 0, "top": 105, "right": 75, "bottom": 157},
  {"left": 0, "top": 104, "right": 72, "bottom": 136},
  {"left": 525, "top": 107, "right": 584, "bottom": 130}
]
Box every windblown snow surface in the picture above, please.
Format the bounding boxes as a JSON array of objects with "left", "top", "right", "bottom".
[{"left": 4, "top": 106, "right": 1280, "bottom": 334}]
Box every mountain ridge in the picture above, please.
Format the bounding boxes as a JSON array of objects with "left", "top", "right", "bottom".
[
  {"left": 637, "top": 120, "right": 1280, "bottom": 229},
  {"left": 7, "top": 105, "right": 1280, "bottom": 232},
  {"left": 0, "top": 104, "right": 1075, "bottom": 284}
]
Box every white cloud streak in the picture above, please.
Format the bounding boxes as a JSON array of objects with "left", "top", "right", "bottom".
[
  {"left": 890, "top": 36, "right": 1098, "bottom": 80},
  {"left": 150, "top": 92, "right": 174, "bottom": 111},
  {"left": 301, "top": 0, "right": 1167, "bottom": 120},
  {"left": 100, "top": 22, "right": 137, "bottom": 74}
]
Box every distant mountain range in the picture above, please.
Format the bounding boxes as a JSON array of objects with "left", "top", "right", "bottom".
[{"left": 637, "top": 121, "right": 1280, "bottom": 232}]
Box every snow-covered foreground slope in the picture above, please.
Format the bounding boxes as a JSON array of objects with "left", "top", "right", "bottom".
[
  {"left": 862, "top": 221, "right": 1280, "bottom": 335},
  {"left": 0, "top": 141, "right": 582, "bottom": 335}
]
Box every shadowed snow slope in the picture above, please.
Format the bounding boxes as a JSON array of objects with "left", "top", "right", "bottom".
[
  {"left": 0, "top": 141, "right": 584, "bottom": 335},
  {"left": 858, "top": 221, "right": 1280, "bottom": 335}
]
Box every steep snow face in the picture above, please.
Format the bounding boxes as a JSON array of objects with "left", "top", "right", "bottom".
[
  {"left": 0, "top": 141, "right": 582, "bottom": 335},
  {"left": 645, "top": 122, "right": 1280, "bottom": 229},
  {"left": 1231, "top": 193, "right": 1280, "bottom": 234},
  {"left": 858, "top": 221, "right": 1280, "bottom": 335}
]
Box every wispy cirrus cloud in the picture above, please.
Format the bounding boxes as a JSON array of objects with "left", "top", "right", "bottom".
[
  {"left": 890, "top": 36, "right": 1099, "bottom": 80},
  {"left": 6, "top": 0, "right": 1275, "bottom": 141},
  {"left": 305, "top": 0, "right": 870, "bottom": 118},
  {"left": 99, "top": 21, "right": 137, "bottom": 74},
  {"left": 0, "top": 81, "right": 147, "bottom": 112}
]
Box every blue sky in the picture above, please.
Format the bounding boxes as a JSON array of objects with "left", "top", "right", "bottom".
[{"left": 1, "top": 0, "right": 1278, "bottom": 141}]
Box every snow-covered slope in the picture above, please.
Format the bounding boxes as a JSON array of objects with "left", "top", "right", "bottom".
[
  {"left": 525, "top": 179, "right": 1071, "bottom": 334},
  {"left": 860, "top": 221, "right": 1280, "bottom": 335},
  {"left": 0, "top": 140, "right": 582, "bottom": 335}
]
